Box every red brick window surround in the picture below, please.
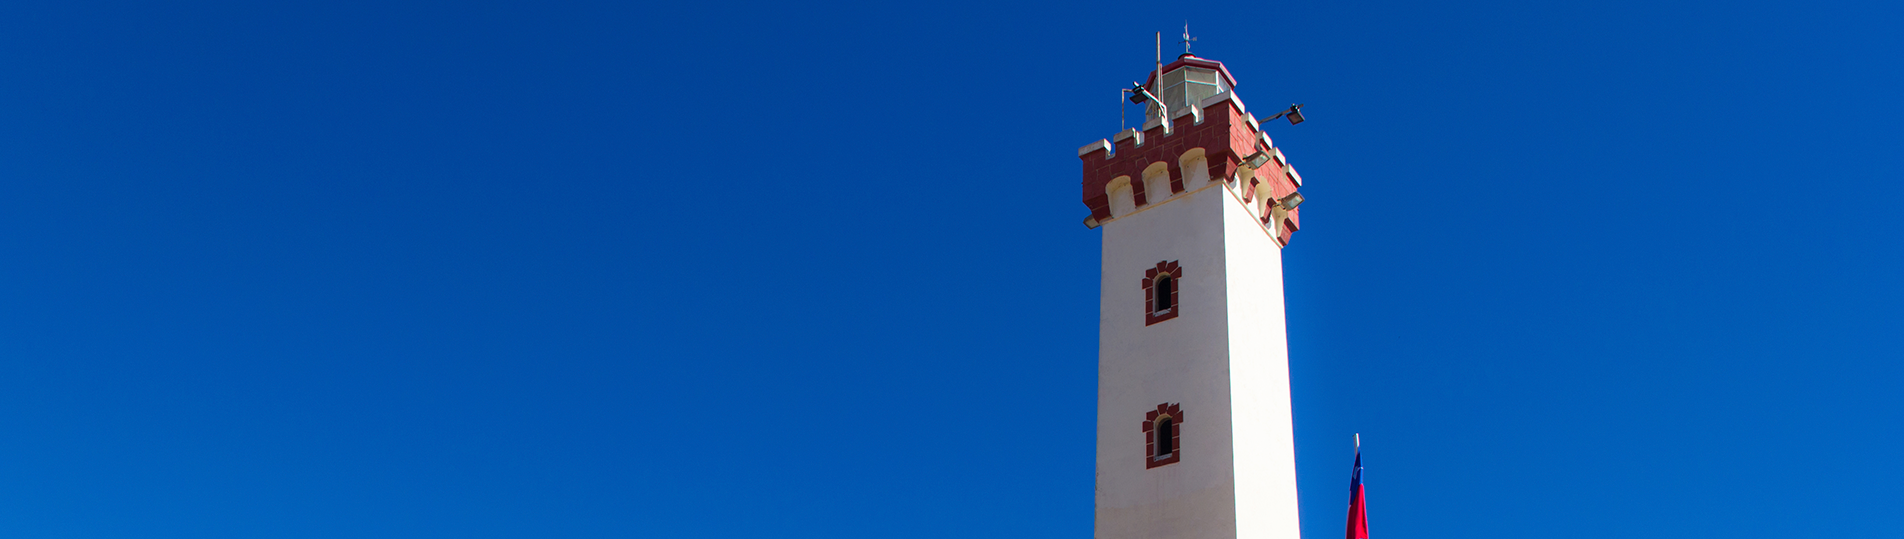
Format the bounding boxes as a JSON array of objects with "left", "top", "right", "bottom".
[
  {"left": 1143, "top": 261, "right": 1183, "bottom": 326},
  {"left": 1143, "top": 403, "right": 1184, "bottom": 469}
]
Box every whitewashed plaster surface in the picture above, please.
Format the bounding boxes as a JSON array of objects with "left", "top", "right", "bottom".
[{"left": 1094, "top": 177, "right": 1300, "bottom": 539}]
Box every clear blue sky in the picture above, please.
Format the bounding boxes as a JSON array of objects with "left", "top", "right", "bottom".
[{"left": 2, "top": 1, "right": 1901, "bottom": 537}]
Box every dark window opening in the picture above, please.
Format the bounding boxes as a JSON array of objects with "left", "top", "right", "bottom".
[
  {"left": 1155, "top": 276, "right": 1174, "bottom": 312},
  {"left": 1155, "top": 417, "right": 1175, "bottom": 456}
]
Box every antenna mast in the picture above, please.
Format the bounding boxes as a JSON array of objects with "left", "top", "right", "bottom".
[{"left": 1154, "top": 31, "right": 1162, "bottom": 119}]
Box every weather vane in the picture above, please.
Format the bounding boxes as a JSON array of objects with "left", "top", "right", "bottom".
[{"left": 1181, "top": 23, "right": 1196, "bottom": 54}]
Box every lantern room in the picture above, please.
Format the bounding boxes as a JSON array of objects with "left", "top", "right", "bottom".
[{"left": 1137, "top": 54, "right": 1240, "bottom": 123}]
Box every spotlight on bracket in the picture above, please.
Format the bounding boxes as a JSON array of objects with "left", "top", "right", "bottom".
[
  {"left": 1276, "top": 192, "right": 1305, "bottom": 211},
  {"left": 1084, "top": 215, "right": 1102, "bottom": 229},
  {"left": 1262, "top": 104, "right": 1306, "bottom": 126},
  {"left": 1243, "top": 150, "right": 1272, "bottom": 169},
  {"left": 1127, "top": 82, "right": 1171, "bottom": 121},
  {"left": 1127, "top": 83, "right": 1150, "bottom": 104}
]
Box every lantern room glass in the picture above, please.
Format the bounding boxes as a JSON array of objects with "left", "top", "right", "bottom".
[{"left": 1148, "top": 67, "right": 1229, "bottom": 122}]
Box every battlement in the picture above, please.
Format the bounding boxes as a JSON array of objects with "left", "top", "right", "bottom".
[{"left": 1080, "top": 88, "right": 1305, "bottom": 246}]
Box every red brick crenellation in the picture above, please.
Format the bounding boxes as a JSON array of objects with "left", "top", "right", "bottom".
[
  {"left": 1078, "top": 57, "right": 1304, "bottom": 244},
  {"left": 1080, "top": 101, "right": 1255, "bottom": 223}
]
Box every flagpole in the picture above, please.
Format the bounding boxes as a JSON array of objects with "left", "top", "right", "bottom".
[{"left": 1347, "top": 433, "right": 1368, "bottom": 539}]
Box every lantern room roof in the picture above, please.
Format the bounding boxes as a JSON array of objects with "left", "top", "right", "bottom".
[{"left": 1142, "top": 54, "right": 1240, "bottom": 89}]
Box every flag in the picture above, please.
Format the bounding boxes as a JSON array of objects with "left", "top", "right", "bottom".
[{"left": 1346, "top": 445, "right": 1369, "bottom": 539}]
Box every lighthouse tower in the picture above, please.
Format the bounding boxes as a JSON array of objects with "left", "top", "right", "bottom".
[{"left": 1078, "top": 52, "right": 1306, "bottom": 539}]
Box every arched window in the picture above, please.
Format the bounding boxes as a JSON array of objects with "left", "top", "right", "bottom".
[
  {"left": 1143, "top": 403, "right": 1183, "bottom": 469},
  {"left": 1155, "top": 275, "right": 1174, "bottom": 313},
  {"left": 1144, "top": 261, "right": 1183, "bottom": 326},
  {"left": 1155, "top": 417, "right": 1175, "bottom": 455}
]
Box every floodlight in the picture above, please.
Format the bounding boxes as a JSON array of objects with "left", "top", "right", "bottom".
[
  {"left": 1263, "top": 104, "right": 1306, "bottom": 126},
  {"left": 1276, "top": 192, "right": 1305, "bottom": 211},
  {"left": 1125, "top": 84, "right": 1169, "bottom": 123},
  {"left": 1243, "top": 151, "right": 1272, "bottom": 169}
]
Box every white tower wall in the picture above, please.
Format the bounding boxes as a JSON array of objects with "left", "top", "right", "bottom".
[
  {"left": 1092, "top": 180, "right": 1301, "bottom": 539},
  {"left": 1096, "top": 183, "right": 1237, "bottom": 539},
  {"left": 1220, "top": 186, "right": 1302, "bottom": 539}
]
